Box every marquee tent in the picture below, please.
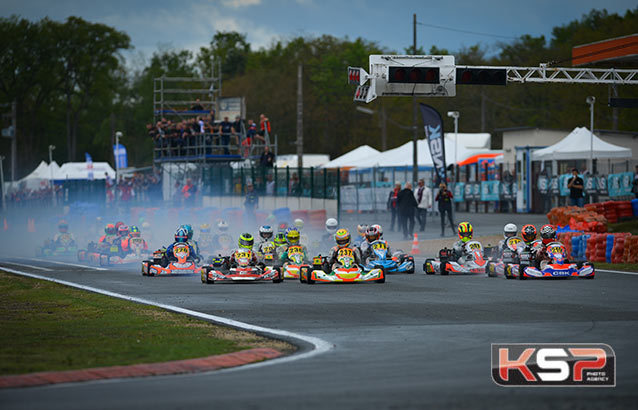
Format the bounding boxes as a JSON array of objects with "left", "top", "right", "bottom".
[
  {"left": 532, "top": 127, "right": 632, "bottom": 160},
  {"left": 53, "top": 162, "right": 116, "bottom": 180},
  {"left": 321, "top": 145, "right": 380, "bottom": 168},
  {"left": 16, "top": 161, "right": 54, "bottom": 189}
]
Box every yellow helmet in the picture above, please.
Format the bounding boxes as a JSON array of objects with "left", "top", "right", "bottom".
[
  {"left": 335, "top": 229, "right": 351, "bottom": 248},
  {"left": 286, "top": 228, "right": 300, "bottom": 245},
  {"left": 458, "top": 222, "right": 473, "bottom": 243}
]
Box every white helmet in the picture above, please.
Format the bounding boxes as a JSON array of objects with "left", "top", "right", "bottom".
[
  {"left": 325, "top": 218, "right": 338, "bottom": 234},
  {"left": 503, "top": 223, "right": 517, "bottom": 239},
  {"left": 371, "top": 224, "right": 383, "bottom": 238},
  {"left": 258, "top": 225, "right": 273, "bottom": 240},
  {"left": 217, "top": 220, "right": 229, "bottom": 232},
  {"left": 294, "top": 218, "right": 304, "bottom": 230}
]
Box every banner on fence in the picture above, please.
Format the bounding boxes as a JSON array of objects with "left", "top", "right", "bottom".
[
  {"left": 481, "top": 181, "right": 500, "bottom": 201},
  {"left": 453, "top": 182, "right": 465, "bottom": 202},
  {"left": 607, "top": 172, "right": 633, "bottom": 197}
]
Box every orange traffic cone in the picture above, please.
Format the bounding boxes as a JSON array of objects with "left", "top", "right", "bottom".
[
  {"left": 27, "top": 218, "right": 36, "bottom": 233},
  {"left": 3, "top": 218, "right": 8, "bottom": 231},
  {"left": 411, "top": 233, "right": 420, "bottom": 255}
]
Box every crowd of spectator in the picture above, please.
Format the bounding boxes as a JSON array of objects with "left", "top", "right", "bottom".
[
  {"left": 106, "top": 171, "right": 162, "bottom": 204},
  {"left": 3, "top": 183, "right": 63, "bottom": 208},
  {"left": 147, "top": 112, "right": 273, "bottom": 159}
]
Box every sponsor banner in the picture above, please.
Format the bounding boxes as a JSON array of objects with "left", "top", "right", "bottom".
[
  {"left": 481, "top": 181, "right": 500, "bottom": 201},
  {"left": 113, "top": 143, "right": 128, "bottom": 169},
  {"left": 419, "top": 103, "right": 446, "bottom": 185},
  {"left": 597, "top": 174, "right": 608, "bottom": 195},
  {"left": 558, "top": 174, "right": 572, "bottom": 197},
  {"left": 584, "top": 176, "right": 597, "bottom": 195},
  {"left": 538, "top": 175, "right": 549, "bottom": 194},
  {"left": 501, "top": 182, "right": 515, "bottom": 200},
  {"left": 550, "top": 176, "right": 559, "bottom": 195},
  {"left": 607, "top": 172, "right": 633, "bottom": 197},
  {"left": 464, "top": 182, "right": 475, "bottom": 200},
  {"left": 492, "top": 343, "right": 615, "bottom": 387},
  {"left": 453, "top": 182, "right": 465, "bottom": 202},
  {"left": 472, "top": 182, "right": 480, "bottom": 200}
]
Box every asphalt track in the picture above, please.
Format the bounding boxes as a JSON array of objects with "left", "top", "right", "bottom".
[{"left": 1, "top": 254, "right": 637, "bottom": 410}]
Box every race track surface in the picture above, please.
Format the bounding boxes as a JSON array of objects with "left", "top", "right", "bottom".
[{"left": 1, "top": 255, "right": 637, "bottom": 410}]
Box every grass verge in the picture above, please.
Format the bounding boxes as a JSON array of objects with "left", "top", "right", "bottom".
[
  {"left": 0, "top": 271, "right": 294, "bottom": 376},
  {"left": 608, "top": 218, "right": 638, "bottom": 235},
  {"left": 594, "top": 263, "right": 638, "bottom": 273}
]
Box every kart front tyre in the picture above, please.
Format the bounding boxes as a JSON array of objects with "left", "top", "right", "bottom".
[
  {"left": 376, "top": 268, "right": 386, "bottom": 283},
  {"left": 273, "top": 268, "right": 283, "bottom": 283},
  {"left": 424, "top": 259, "right": 434, "bottom": 275},
  {"left": 487, "top": 262, "right": 496, "bottom": 278}
]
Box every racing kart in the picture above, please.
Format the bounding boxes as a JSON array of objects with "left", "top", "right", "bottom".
[
  {"left": 200, "top": 250, "right": 283, "bottom": 284},
  {"left": 80, "top": 237, "right": 150, "bottom": 266},
  {"left": 486, "top": 237, "right": 523, "bottom": 278},
  {"left": 281, "top": 245, "right": 312, "bottom": 279},
  {"left": 363, "top": 240, "right": 415, "bottom": 274},
  {"left": 423, "top": 240, "right": 487, "bottom": 275},
  {"left": 505, "top": 241, "right": 595, "bottom": 280},
  {"left": 36, "top": 234, "right": 78, "bottom": 258},
  {"left": 141, "top": 244, "right": 201, "bottom": 276},
  {"left": 300, "top": 248, "right": 385, "bottom": 284}
]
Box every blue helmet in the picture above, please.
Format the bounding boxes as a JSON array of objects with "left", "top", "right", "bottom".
[
  {"left": 182, "top": 224, "right": 194, "bottom": 240},
  {"left": 175, "top": 227, "right": 188, "bottom": 243}
]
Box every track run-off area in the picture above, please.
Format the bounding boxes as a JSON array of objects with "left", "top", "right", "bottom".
[{"left": 1, "top": 254, "right": 637, "bottom": 410}]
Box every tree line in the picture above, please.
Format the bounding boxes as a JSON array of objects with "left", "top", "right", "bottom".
[{"left": 1, "top": 8, "right": 637, "bottom": 178}]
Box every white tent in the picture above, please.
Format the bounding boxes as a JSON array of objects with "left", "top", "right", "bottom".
[
  {"left": 444, "top": 132, "right": 491, "bottom": 149},
  {"left": 355, "top": 138, "right": 493, "bottom": 169},
  {"left": 532, "top": 127, "right": 632, "bottom": 160},
  {"left": 16, "top": 161, "right": 52, "bottom": 189},
  {"left": 53, "top": 162, "right": 116, "bottom": 180},
  {"left": 321, "top": 145, "right": 380, "bottom": 168},
  {"left": 276, "top": 154, "right": 329, "bottom": 168}
]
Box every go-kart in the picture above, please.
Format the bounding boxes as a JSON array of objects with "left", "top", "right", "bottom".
[
  {"left": 141, "top": 244, "right": 201, "bottom": 276},
  {"left": 200, "top": 250, "right": 283, "bottom": 284},
  {"left": 363, "top": 240, "right": 415, "bottom": 274},
  {"left": 300, "top": 248, "right": 385, "bottom": 284},
  {"left": 505, "top": 241, "right": 594, "bottom": 280},
  {"left": 281, "top": 245, "right": 312, "bottom": 279},
  {"left": 36, "top": 234, "right": 78, "bottom": 258},
  {"left": 423, "top": 240, "right": 487, "bottom": 275},
  {"left": 486, "top": 237, "right": 523, "bottom": 278},
  {"left": 100, "top": 237, "right": 150, "bottom": 266}
]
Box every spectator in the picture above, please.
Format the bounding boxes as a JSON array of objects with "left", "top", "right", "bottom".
[
  {"left": 397, "top": 182, "right": 418, "bottom": 240},
  {"left": 567, "top": 168, "right": 584, "bottom": 207},
  {"left": 414, "top": 178, "right": 432, "bottom": 232},
  {"left": 387, "top": 183, "right": 400, "bottom": 232},
  {"left": 289, "top": 172, "right": 300, "bottom": 196},
  {"left": 435, "top": 183, "right": 454, "bottom": 236},
  {"left": 220, "top": 116, "right": 232, "bottom": 155},
  {"left": 632, "top": 165, "right": 638, "bottom": 199},
  {"left": 258, "top": 114, "right": 271, "bottom": 142},
  {"left": 191, "top": 98, "right": 204, "bottom": 111},
  {"left": 265, "top": 174, "right": 275, "bottom": 196},
  {"left": 260, "top": 145, "right": 275, "bottom": 168}
]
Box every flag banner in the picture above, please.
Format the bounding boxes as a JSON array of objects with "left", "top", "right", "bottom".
[
  {"left": 419, "top": 103, "right": 447, "bottom": 184},
  {"left": 113, "top": 143, "right": 128, "bottom": 169},
  {"left": 85, "top": 152, "right": 94, "bottom": 180}
]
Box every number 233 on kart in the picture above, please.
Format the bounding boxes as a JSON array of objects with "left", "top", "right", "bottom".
[{"left": 491, "top": 343, "right": 615, "bottom": 386}]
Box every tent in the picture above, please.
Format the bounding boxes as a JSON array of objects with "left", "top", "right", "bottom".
[
  {"left": 53, "top": 162, "right": 116, "bottom": 180},
  {"left": 275, "top": 154, "right": 329, "bottom": 168},
  {"left": 16, "top": 161, "right": 54, "bottom": 189},
  {"left": 532, "top": 127, "right": 632, "bottom": 160},
  {"left": 321, "top": 145, "right": 380, "bottom": 168},
  {"left": 444, "top": 132, "right": 491, "bottom": 149}
]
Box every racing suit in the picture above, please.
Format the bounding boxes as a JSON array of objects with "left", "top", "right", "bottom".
[
  {"left": 229, "top": 248, "right": 258, "bottom": 267},
  {"left": 279, "top": 244, "right": 308, "bottom": 263},
  {"left": 327, "top": 246, "right": 362, "bottom": 271},
  {"left": 53, "top": 232, "right": 76, "bottom": 247},
  {"left": 452, "top": 240, "right": 471, "bottom": 263},
  {"left": 121, "top": 236, "right": 149, "bottom": 254}
]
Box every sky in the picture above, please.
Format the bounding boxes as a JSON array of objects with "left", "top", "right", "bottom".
[{"left": 2, "top": 0, "right": 637, "bottom": 65}]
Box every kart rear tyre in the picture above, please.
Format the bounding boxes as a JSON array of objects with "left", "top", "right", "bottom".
[
  {"left": 440, "top": 264, "right": 449, "bottom": 276},
  {"left": 424, "top": 259, "right": 434, "bottom": 275},
  {"left": 518, "top": 270, "right": 526, "bottom": 280},
  {"left": 487, "top": 262, "right": 496, "bottom": 278},
  {"left": 273, "top": 268, "right": 283, "bottom": 283},
  {"left": 405, "top": 257, "right": 415, "bottom": 274},
  {"left": 376, "top": 268, "right": 386, "bottom": 283},
  {"left": 504, "top": 265, "right": 513, "bottom": 279},
  {"left": 304, "top": 267, "right": 315, "bottom": 284},
  {"left": 142, "top": 261, "right": 150, "bottom": 276}
]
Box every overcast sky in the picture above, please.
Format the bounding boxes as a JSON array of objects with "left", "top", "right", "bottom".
[{"left": 2, "top": 0, "right": 636, "bottom": 63}]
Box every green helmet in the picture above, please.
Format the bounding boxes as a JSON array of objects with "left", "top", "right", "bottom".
[
  {"left": 238, "top": 233, "right": 254, "bottom": 250},
  {"left": 273, "top": 232, "right": 287, "bottom": 247}
]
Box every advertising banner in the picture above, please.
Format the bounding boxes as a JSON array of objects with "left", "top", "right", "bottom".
[
  {"left": 481, "top": 181, "right": 500, "bottom": 201},
  {"left": 419, "top": 103, "right": 446, "bottom": 185},
  {"left": 453, "top": 182, "right": 465, "bottom": 202},
  {"left": 608, "top": 172, "right": 633, "bottom": 197}
]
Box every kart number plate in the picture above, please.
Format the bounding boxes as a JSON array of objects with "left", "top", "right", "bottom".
[
  {"left": 288, "top": 246, "right": 303, "bottom": 254},
  {"left": 372, "top": 242, "right": 387, "bottom": 250},
  {"left": 338, "top": 248, "right": 354, "bottom": 258},
  {"left": 237, "top": 252, "right": 251, "bottom": 259}
]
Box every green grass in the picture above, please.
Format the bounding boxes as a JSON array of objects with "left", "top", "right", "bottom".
[
  {"left": 0, "top": 271, "right": 292, "bottom": 375},
  {"left": 595, "top": 263, "right": 638, "bottom": 273},
  {"left": 608, "top": 218, "right": 638, "bottom": 235}
]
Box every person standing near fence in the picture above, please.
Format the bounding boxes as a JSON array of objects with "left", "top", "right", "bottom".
[
  {"left": 219, "top": 116, "right": 232, "bottom": 155},
  {"left": 567, "top": 168, "right": 584, "bottom": 207},
  {"left": 387, "top": 183, "right": 400, "bottom": 232},
  {"left": 397, "top": 182, "right": 417, "bottom": 240},
  {"left": 414, "top": 178, "right": 432, "bottom": 232},
  {"left": 435, "top": 183, "right": 455, "bottom": 236}
]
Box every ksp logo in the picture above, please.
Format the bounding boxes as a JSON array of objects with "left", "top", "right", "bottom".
[{"left": 491, "top": 343, "right": 615, "bottom": 386}]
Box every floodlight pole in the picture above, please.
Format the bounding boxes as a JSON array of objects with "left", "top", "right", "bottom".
[
  {"left": 586, "top": 96, "right": 595, "bottom": 173},
  {"left": 115, "top": 131, "right": 122, "bottom": 185},
  {"left": 411, "top": 13, "right": 418, "bottom": 184}
]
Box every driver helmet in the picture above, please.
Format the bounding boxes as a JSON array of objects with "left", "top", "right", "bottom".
[
  {"left": 259, "top": 225, "right": 273, "bottom": 241},
  {"left": 182, "top": 224, "right": 194, "bottom": 240},
  {"left": 286, "top": 228, "right": 300, "bottom": 245},
  {"left": 238, "top": 233, "right": 254, "bottom": 250},
  {"left": 58, "top": 220, "right": 68, "bottom": 233},
  {"left": 115, "top": 221, "right": 124, "bottom": 231},
  {"left": 325, "top": 218, "right": 338, "bottom": 235},
  {"left": 278, "top": 222, "right": 288, "bottom": 233},
  {"left": 335, "top": 229, "right": 351, "bottom": 248},
  {"left": 371, "top": 224, "right": 383, "bottom": 238},
  {"left": 217, "top": 220, "right": 229, "bottom": 232},
  {"left": 457, "top": 222, "right": 473, "bottom": 243},
  {"left": 521, "top": 224, "right": 537, "bottom": 244},
  {"left": 540, "top": 224, "right": 557, "bottom": 245},
  {"left": 118, "top": 225, "right": 130, "bottom": 237},
  {"left": 174, "top": 227, "right": 188, "bottom": 243},
  {"left": 274, "top": 232, "right": 287, "bottom": 247},
  {"left": 365, "top": 226, "right": 380, "bottom": 243},
  {"left": 130, "top": 225, "right": 141, "bottom": 238},
  {"left": 200, "top": 223, "right": 210, "bottom": 234},
  {"left": 294, "top": 218, "right": 304, "bottom": 230},
  {"left": 105, "top": 223, "right": 116, "bottom": 235},
  {"left": 503, "top": 223, "right": 517, "bottom": 239},
  {"left": 356, "top": 224, "right": 368, "bottom": 237}
]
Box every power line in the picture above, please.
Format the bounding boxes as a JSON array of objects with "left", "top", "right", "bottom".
[{"left": 416, "top": 21, "right": 517, "bottom": 40}]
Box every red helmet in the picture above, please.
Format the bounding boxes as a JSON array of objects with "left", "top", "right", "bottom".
[
  {"left": 365, "top": 226, "right": 380, "bottom": 242},
  {"left": 118, "top": 224, "right": 130, "bottom": 237},
  {"left": 105, "top": 224, "right": 116, "bottom": 235},
  {"left": 521, "top": 224, "right": 537, "bottom": 243},
  {"left": 540, "top": 224, "right": 556, "bottom": 245}
]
